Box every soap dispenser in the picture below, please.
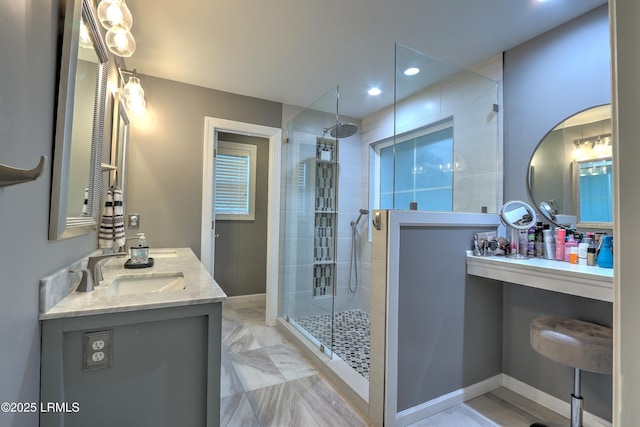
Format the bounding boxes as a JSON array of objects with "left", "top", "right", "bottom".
[{"left": 131, "top": 232, "right": 149, "bottom": 265}]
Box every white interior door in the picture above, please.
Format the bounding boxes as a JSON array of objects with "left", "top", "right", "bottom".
[
  {"left": 201, "top": 120, "right": 218, "bottom": 277},
  {"left": 200, "top": 117, "right": 282, "bottom": 326}
]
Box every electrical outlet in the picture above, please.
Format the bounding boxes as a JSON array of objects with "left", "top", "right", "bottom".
[
  {"left": 128, "top": 213, "right": 140, "bottom": 229},
  {"left": 84, "top": 331, "right": 113, "bottom": 371}
]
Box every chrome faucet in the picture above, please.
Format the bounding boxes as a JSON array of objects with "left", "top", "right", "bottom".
[{"left": 73, "top": 253, "right": 126, "bottom": 292}]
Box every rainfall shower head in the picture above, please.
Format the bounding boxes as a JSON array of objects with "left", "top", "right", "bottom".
[{"left": 323, "top": 123, "right": 359, "bottom": 139}]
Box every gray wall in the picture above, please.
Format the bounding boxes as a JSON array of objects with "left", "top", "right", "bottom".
[
  {"left": 126, "top": 74, "right": 281, "bottom": 259},
  {"left": 398, "top": 226, "right": 502, "bottom": 411},
  {"left": 0, "top": 2, "right": 101, "bottom": 426},
  {"left": 214, "top": 132, "right": 269, "bottom": 297},
  {"left": 503, "top": 5, "right": 612, "bottom": 421}
]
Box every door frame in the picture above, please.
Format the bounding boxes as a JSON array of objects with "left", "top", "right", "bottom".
[{"left": 201, "top": 117, "right": 281, "bottom": 326}]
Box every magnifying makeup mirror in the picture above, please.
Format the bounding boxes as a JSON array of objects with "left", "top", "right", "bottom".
[{"left": 500, "top": 200, "right": 537, "bottom": 259}]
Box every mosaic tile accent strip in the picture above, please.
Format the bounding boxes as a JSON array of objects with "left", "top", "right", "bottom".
[
  {"left": 294, "top": 309, "right": 370, "bottom": 380},
  {"left": 312, "top": 264, "right": 334, "bottom": 298}
]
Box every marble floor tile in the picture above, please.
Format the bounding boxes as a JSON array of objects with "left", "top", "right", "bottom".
[
  {"left": 290, "top": 375, "right": 369, "bottom": 427},
  {"left": 235, "top": 306, "right": 267, "bottom": 324},
  {"left": 246, "top": 323, "right": 289, "bottom": 348},
  {"left": 466, "top": 387, "right": 568, "bottom": 427},
  {"left": 220, "top": 351, "right": 244, "bottom": 398},
  {"left": 231, "top": 348, "right": 287, "bottom": 392},
  {"left": 222, "top": 304, "right": 240, "bottom": 321},
  {"left": 408, "top": 404, "right": 498, "bottom": 427},
  {"left": 245, "top": 381, "right": 320, "bottom": 427},
  {"left": 220, "top": 393, "right": 260, "bottom": 427},
  {"left": 222, "top": 319, "right": 261, "bottom": 354},
  {"left": 264, "top": 343, "right": 318, "bottom": 381}
]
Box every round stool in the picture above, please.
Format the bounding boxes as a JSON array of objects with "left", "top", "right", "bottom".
[{"left": 530, "top": 317, "right": 612, "bottom": 427}]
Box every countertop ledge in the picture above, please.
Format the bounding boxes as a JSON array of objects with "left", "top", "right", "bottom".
[
  {"left": 40, "top": 248, "right": 227, "bottom": 320},
  {"left": 466, "top": 252, "right": 613, "bottom": 302}
]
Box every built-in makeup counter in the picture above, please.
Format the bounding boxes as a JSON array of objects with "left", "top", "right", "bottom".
[{"left": 466, "top": 252, "right": 613, "bottom": 302}]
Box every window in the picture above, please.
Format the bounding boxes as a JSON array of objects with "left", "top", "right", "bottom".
[
  {"left": 576, "top": 158, "right": 613, "bottom": 224},
  {"left": 371, "top": 119, "right": 454, "bottom": 211},
  {"left": 215, "top": 141, "right": 257, "bottom": 220}
]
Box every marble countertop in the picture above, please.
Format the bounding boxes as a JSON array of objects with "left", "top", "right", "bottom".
[
  {"left": 40, "top": 248, "right": 227, "bottom": 320},
  {"left": 466, "top": 252, "right": 613, "bottom": 302}
]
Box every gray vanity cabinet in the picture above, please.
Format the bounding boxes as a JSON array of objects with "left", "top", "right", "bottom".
[{"left": 40, "top": 303, "right": 221, "bottom": 427}]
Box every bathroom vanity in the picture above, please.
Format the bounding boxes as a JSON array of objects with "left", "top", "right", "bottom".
[{"left": 39, "top": 248, "right": 226, "bottom": 427}]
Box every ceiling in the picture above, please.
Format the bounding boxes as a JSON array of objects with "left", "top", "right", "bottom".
[{"left": 123, "top": 0, "right": 607, "bottom": 120}]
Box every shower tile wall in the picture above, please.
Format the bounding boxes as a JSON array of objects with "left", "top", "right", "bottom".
[{"left": 335, "top": 125, "right": 367, "bottom": 314}]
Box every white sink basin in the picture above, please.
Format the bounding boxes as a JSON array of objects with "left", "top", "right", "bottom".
[
  {"left": 105, "top": 272, "right": 186, "bottom": 296},
  {"left": 148, "top": 249, "right": 178, "bottom": 258}
]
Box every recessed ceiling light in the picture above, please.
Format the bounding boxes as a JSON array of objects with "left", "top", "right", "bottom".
[
  {"left": 368, "top": 87, "right": 382, "bottom": 96},
  {"left": 404, "top": 67, "right": 420, "bottom": 76}
]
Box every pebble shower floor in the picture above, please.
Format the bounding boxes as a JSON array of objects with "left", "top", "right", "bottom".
[{"left": 295, "top": 309, "right": 370, "bottom": 380}]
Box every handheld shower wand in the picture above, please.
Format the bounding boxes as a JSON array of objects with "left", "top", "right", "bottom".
[
  {"left": 349, "top": 209, "right": 369, "bottom": 293},
  {"left": 351, "top": 208, "right": 370, "bottom": 227}
]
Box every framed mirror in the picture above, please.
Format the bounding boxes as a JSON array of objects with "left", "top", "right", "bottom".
[
  {"left": 109, "top": 93, "right": 130, "bottom": 195},
  {"left": 50, "top": 0, "right": 110, "bottom": 240},
  {"left": 527, "top": 104, "right": 612, "bottom": 229}
]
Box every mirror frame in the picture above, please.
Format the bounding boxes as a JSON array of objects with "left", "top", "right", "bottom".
[
  {"left": 526, "top": 104, "right": 613, "bottom": 230},
  {"left": 50, "top": 0, "right": 110, "bottom": 240},
  {"left": 109, "top": 93, "right": 130, "bottom": 195}
]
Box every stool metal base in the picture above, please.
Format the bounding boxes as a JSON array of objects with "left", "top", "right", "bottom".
[
  {"left": 531, "top": 368, "right": 584, "bottom": 427},
  {"left": 571, "top": 393, "right": 584, "bottom": 427},
  {"left": 571, "top": 367, "right": 583, "bottom": 427}
]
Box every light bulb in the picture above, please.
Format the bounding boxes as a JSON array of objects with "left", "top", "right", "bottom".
[
  {"left": 106, "top": 28, "right": 136, "bottom": 57},
  {"left": 123, "top": 76, "right": 144, "bottom": 99},
  {"left": 98, "top": 0, "right": 132, "bottom": 31},
  {"left": 126, "top": 96, "right": 146, "bottom": 116}
]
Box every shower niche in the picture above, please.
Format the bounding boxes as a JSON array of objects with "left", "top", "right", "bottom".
[{"left": 312, "top": 137, "right": 338, "bottom": 298}]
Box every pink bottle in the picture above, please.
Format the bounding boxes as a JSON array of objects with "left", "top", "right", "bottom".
[{"left": 555, "top": 228, "right": 566, "bottom": 261}]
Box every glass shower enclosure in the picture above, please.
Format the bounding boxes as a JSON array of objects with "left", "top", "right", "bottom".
[{"left": 281, "top": 87, "right": 340, "bottom": 358}]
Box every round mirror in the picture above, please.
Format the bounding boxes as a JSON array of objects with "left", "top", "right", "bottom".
[
  {"left": 527, "top": 104, "right": 612, "bottom": 229},
  {"left": 500, "top": 200, "right": 536, "bottom": 259}
]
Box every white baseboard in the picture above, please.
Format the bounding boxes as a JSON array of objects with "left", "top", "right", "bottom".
[
  {"left": 224, "top": 293, "right": 266, "bottom": 306},
  {"left": 392, "top": 374, "right": 611, "bottom": 427},
  {"left": 394, "top": 375, "right": 503, "bottom": 427},
  {"left": 502, "top": 374, "right": 612, "bottom": 427}
]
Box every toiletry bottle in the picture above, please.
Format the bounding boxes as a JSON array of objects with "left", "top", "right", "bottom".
[
  {"left": 578, "top": 237, "right": 591, "bottom": 265},
  {"left": 535, "top": 222, "right": 544, "bottom": 257},
  {"left": 564, "top": 235, "right": 577, "bottom": 262},
  {"left": 555, "top": 228, "right": 566, "bottom": 261},
  {"left": 587, "top": 247, "right": 597, "bottom": 266},
  {"left": 519, "top": 230, "right": 528, "bottom": 256},
  {"left": 587, "top": 236, "right": 598, "bottom": 266},
  {"left": 569, "top": 246, "right": 579, "bottom": 264},
  {"left": 527, "top": 224, "right": 536, "bottom": 257},
  {"left": 543, "top": 227, "right": 554, "bottom": 259},
  {"left": 597, "top": 235, "right": 613, "bottom": 268}
]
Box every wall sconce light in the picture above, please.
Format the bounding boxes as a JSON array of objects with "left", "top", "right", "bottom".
[
  {"left": 98, "top": 0, "right": 136, "bottom": 57},
  {"left": 97, "top": 0, "right": 132, "bottom": 31},
  {"left": 106, "top": 29, "right": 136, "bottom": 57},
  {"left": 119, "top": 68, "right": 146, "bottom": 116},
  {"left": 573, "top": 133, "right": 612, "bottom": 160}
]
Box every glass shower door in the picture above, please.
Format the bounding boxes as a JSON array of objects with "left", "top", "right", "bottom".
[{"left": 282, "top": 87, "right": 339, "bottom": 357}]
